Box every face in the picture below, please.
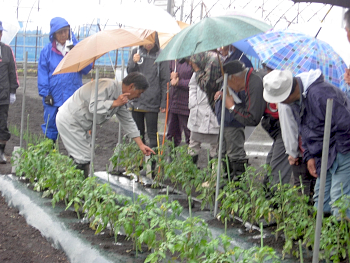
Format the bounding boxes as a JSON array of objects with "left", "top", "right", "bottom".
[
  {"left": 54, "top": 27, "right": 69, "bottom": 45},
  {"left": 346, "top": 27, "right": 350, "bottom": 44},
  {"left": 124, "top": 84, "right": 144, "bottom": 100},
  {"left": 144, "top": 43, "right": 155, "bottom": 51},
  {"left": 227, "top": 75, "right": 243, "bottom": 93}
]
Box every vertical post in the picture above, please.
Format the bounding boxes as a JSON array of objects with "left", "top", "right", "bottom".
[
  {"left": 200, "top": 1, "right": 203, "bottom": 20},
  {"left": 19, "top": 52, "right": 28, "bottom": 149},
  {"left": 312, "top": 99, "right": 333, "bottom": 263},
  {"left": 167, "top": 0, "right": 173, "bottom": 15},
  {"left": 180, "top": 0, "right": 185, "bottom": 21},
  {"left": 116, "top": 59, "right": 125, "bottom": 171},
  {"left": 90, "top": 68, "right": 100, "bottom": 177},
  {"left": 214, "top": 73, "right": 228, "bottom": 217}
]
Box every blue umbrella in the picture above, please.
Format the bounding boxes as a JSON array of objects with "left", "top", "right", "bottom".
[{"left": 247, "top": 30, "right": 349, "bottom": 91}]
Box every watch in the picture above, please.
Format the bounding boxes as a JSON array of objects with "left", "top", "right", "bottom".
[{"left": 229, "top": 105, "right": 235, "bottom": 113}]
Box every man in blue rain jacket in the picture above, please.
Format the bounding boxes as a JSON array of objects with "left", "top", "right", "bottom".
[{"left": 38, "top": 17, "right": 92, "bottom": 141}]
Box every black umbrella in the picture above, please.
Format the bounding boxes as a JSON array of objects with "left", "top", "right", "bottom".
[{"left": 292, "top": 0, "right": 350, "bottom": 8}]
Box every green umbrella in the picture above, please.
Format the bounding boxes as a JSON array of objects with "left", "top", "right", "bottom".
[{"left": 156, "top": 15, "right": 272, "bottom": 62}]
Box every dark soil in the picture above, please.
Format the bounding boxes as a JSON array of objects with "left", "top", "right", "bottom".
[{"left": 0, "top": 195, "right": 69, "bottom": 263}]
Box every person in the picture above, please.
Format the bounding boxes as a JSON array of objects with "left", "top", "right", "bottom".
[
  {"left": 187, "top": 72, "right": 219, "bottom": 165},
  {"left": 217, "top": 60, "right": 266, "bottom": 178},
  {"left": 188, "top": 51, "right": 224, "bottom": 112},
  {"left": 219, "top": 45, "right": 253, "bottom": 68},
  {"left": 279, "top": 102, "right": 316, "bottom": 199},
  {"left": 214, "top": 48, "right": 254, "bottom": 179},
  {"left": 263, "top": 68, "right": 350, "bottom": 219},
  {"left": 344, "top": 9, "right": 350, "bottom": 86},
  {"left": 259, "top": 65, "right": 292, "bottom": 187},
  {"left": 38, "top": 17, "right": 92, "bottom": 142},
  {"left": 127, "top": 33, "right": 170, "bottom": 173},
  {"left": 56, "top": 73, "right": 155, "bottom": 177},
  {"left": 0, "top": 21, "right": 19, "bottom": 164},
  {"left": 166, "top": 59, "right": 192, "bottom": 147}
]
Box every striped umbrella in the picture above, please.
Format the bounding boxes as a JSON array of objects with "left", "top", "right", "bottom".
[{"left": 248, "top": 30, "right": 349, "bottom": 91}]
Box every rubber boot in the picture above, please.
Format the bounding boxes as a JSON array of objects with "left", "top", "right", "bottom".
[
  {"left": 75, "top": 162, "right": 90, "bottom": 178},
  {"left": 230, "top": 159, "right": 248, "bottom": 182},
  {"left": 0, "top": 143, "right": 6, "bottom": 164},
  {"left": 151, "top": 160, "right": 157, "bottom": 179},
  {"left": 192, "top": 155, "right": 198, "bottom": 165}
]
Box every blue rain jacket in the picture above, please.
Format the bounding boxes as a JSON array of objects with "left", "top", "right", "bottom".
[{"left": 38, "top": 17, "right": 92, "bottom": 107}]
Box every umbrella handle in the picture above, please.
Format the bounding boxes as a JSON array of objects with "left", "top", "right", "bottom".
[
  {"left": 137, "top": 47, "right": 143, "bottom": 65},
  {"left": 157, "top": 82, "right": 170, "bottom": 177}
]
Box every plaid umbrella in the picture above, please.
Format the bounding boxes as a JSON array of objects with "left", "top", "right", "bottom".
[{"left": 248, "top": 30, "right": 348, "bottom": 91}]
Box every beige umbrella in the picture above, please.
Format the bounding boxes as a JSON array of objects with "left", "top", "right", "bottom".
[
  {"left": 158, "top": 21, "right": 190, "bottom": 49},
  {"left": 53, "top": 27, "right": 155, "bottom": 75}
]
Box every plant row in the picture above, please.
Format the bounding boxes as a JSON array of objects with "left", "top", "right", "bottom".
[
  {"left": 13, "top": 139, "right": 282, "bottom": 263},
  {"left": 113, "top": 139, "right": 350, "bottom": 263}
]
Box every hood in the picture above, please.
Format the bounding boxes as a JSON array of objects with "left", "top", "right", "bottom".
[
  {"left": 296, "top": 69, "right": 322, "bottom": 96},
  {"left": 140, "top": 31, "right": 160, "bottom": 53},
  {"left": 49, "top": 17, "right": 70, "bottom": 42}
]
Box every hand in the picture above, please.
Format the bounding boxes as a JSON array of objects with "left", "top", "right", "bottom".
[
  {"left": 160, "top": 107, "right": 166, "bottom": 113},
  {"left": 9, "top": 94, "right": 16, "bottom": 104},
  {"left": 170, "top": 77, "right": 179, "bottom": 86},
  {"left": 214, "top": 91, "right": 223, "bottom": 101},
  {"left": 112, "top": 93, "right": 130, "bottom": 108},
  {"left": 133, "top": 53, "right": 141, "bottom": 63},
  {"left": 307, "top": 158, "right": 318, "bottom": 178},
  {"left": 345, "top": 68, "right": 350, "bottom": 85},
  {"left": 44, "top": 95, "right": 54, "bottom": 106},
  {"left": 288, "top": 155, "right": 299, "bottom": 166},
  {"left": 225, "top": 94, "right": 235, "bottom": 109},
  {"left": 139, "top": 144, "right": 156, "bottom": 156},
  {"left": 170, "top": 72, "right": 178, "bottom": 80}
]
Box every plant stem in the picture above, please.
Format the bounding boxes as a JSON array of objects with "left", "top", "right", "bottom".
[
  {"left": 260, "top": 222, "right": 263, "bottom": 248},
  {"left": 299, "top": 239, "right": 303, "bottom": 263}
]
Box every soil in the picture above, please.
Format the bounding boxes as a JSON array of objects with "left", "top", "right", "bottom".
[{"left": 0, "top": 195, "right": 69, "bottom": 263}]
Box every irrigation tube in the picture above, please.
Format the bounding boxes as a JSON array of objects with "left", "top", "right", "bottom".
[
  {"left": 19, "top": 52, "right": 28, "bottom": 149},
  {"left": 312, "top": 98, "right": 333, "bottom": 263},
  {"left": 214, "top": 73, "right": 228, "bottom": 217},
  {"left": 90, "top": 68, "right": 100, "bottom": 176}
]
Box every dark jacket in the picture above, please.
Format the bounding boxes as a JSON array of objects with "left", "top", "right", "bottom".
[
  {"left": 291, "top": 73, "right": 350, "bottom": 176},
  {"left": 229, "top": 69, "right": 266, "bottom": 126},
  {"left": 0, "top": 42, "right": 19, "bottom": 105},
  {"left": 127, "top": 33, "right": 170, "bottom": 112},
  {"left": 168, "top": 60, "right": 192, "bottom": 116}
]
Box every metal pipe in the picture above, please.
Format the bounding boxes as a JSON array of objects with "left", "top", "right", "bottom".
[
  {"left": 312, "top": 98, "right": 333, "bottom": 263},
  {"left": 19, "top": 52, "right": 28, "bottom": 149},
  {"left": 116, "top": 59, "right": 125, "bottom": 171},
  {"left": 90, "top": 68, "right": 100, "bottom": 177},
  {"left": 214, "top": 73, "right": 228, "bottom": 216}
]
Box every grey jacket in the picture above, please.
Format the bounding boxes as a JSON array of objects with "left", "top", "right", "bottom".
[
  {"left": 127, "top": 35, "right": 170, "bottom": 112},
  {"left": 187, "top": 73, "right": 219, "bottom": 135},
  {"left": 60, "top": 78, "right": 140, "bottom": 138}
]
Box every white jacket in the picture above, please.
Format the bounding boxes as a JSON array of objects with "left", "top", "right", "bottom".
[{"left": 187, "top": 73, "right": 219, "bottom": 134}]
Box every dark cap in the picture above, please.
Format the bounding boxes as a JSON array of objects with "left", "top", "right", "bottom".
[
  {"left": 223, "top": 60, "right": 246, "bottom": 75},
  {"left": 178, "top": 56, "right": 190, "bottom": 64}
]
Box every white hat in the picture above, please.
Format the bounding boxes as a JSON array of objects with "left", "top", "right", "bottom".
[{"left": 263, "top": 70, "right": 293, "bottom": 103}]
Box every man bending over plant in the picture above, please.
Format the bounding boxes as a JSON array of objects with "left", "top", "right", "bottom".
[{"left": 56, "top": 72, "right": 155, "bottom": 177}]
